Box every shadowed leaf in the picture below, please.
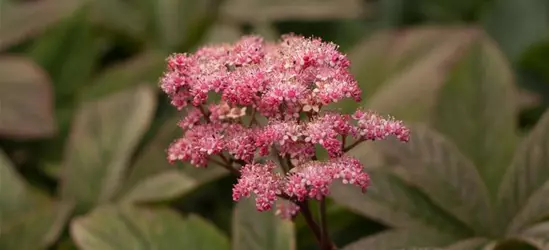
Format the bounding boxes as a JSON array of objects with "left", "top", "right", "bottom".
[
  {"left": 433, "top": 34, "right": 518, "bottom": 195},
  {"left": 0, "top": 56, "right": 56, "bottom": 138},
  {"left": 374, "top": 125, "right": 494, "bottom": 235},
  {"left": 341, "top": 229, "right": 456, "bottom": 250},
  {"left": 60, "top": 85, "right": 156, "bottom": 213},
  {"left": 498, "top": 109, "right": 549, "bottom": 231},
  {"left": 71, "top": 205, "right": 229, "bottom": 250},
  {"left": 520, "top": 222, "right": 549, "bottom": 248},
  {"left": 330, "top": 168, "right": 471, "bottom": 238},
  {"left": 0, "top": 150, "right": 73, "bottom": 249},
  {"left": 221, "top": 0, "right": 367, "bottom": 22},
  {"left": 232, "top": 199, "right": 295, "bottom": 250}
]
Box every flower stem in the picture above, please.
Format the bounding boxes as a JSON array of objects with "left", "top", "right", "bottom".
[
  {"left": 298, "top": 201, "right": 322, "bottom": 245},
  {"left": 319, "top": 198, "right": 334, "bottom": 250},
  {"left": 343, "top": 139, "right": 365, "bottom": 152}
]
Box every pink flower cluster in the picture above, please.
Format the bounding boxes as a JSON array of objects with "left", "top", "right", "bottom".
[{"left": 161, "top": 34, "right": 410, "bottom": 215}]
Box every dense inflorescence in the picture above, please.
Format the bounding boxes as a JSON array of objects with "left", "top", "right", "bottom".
[{"left": 160, "top": 34, "right": 409, "bottom": 216}]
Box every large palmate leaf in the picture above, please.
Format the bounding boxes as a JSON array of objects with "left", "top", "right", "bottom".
[
  {"left": 363, "top": 28, "right": 477, "bottom": 121},
  {"left": 232, "top": 199, "right": 295, "bottom": 250},
  {"left": 71, "top": 205, "right": 230, "bottom": 250},
  {"left": 0, "top": 0, "right": 83, "bottom": 50},
  {"left": 0, "top": 56, "right": 56, "bottom": 138},
  {"left": 341, "top": 229, "right": 456, "bottom": 250},
  {"left": 330, "top": 168, "right": 471, "bottom": 238},
  {"left": 482, "top": 0, "right": 549, "bottom": 61},
  {"left": 433, "top": 33, "right": 518, "bottom": 195},
  {"left": 115, "top": 116, "right": 227, "bottom": 202},
  {"left": 221, "top": 0, "right": 366, "bottom": 22},
  {"left": 498, "top": 109, "right": 549, "bottom": 231},
  {"left": 374, "top": 125, "right": 494, "bottom": 236},
  {"left": 60, "top": 85, "right": 156, "bottom": 213},
  {"left": 0, "top": 150, "right": 73, "bottom": 250}
]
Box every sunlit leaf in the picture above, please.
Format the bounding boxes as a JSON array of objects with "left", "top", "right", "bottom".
[
  {"left": 433, "top": 33, "right": 518, "bottom": 195},
  {"left": 341, "top": 229, "right": 456, "bottom": 250},
  {"left": 221, "top": 0, "right": 367, "bottom": 22},
  {"left": 232, "top": 199, "right": 295, "bottom": 250},
  {"left": 330, "top": 168, "right": 471, "bottom": 238},
  {"left": 60, "top": 85, "right": 156, "bottom": 213},
  {"left": 0, "top": 56, "right": 56, "bottom": 138},
  {"left": 498, "top": 109, "right": 549, "bottom": 230},
  {"left": 0, "top": 0, "right": 83, "bottom": 50},
  {"left": 0, "top": 150, "right": 73, "bottom": 249},
  {"left": 71, "top": 205, "right": 230, "bottom": 250},
  {"left": 374, "top": 125, "right": 494, "bottom": 235}
]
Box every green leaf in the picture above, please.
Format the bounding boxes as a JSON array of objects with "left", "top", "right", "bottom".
[
  {"left": 432, "top": 33, "right": 518, "bottom": 195},
  {"left": 221, "top": 0, "right": 366, "bottom": 22},
  {"left": 0, "top": 0, "right": 83, "bottom": 50},
  {"left": 0, "top": 56, "right": 56, "bottom": 138},
  {"left": 232, "top": 198, "right": 295, "bottom": 250},
  {"left": 0, "top": 150, "right": 73, "bottom": 250},
  {"left": 363, "top": 28, "right": 477, "bottom": 120},
  {"left": 373, "top": 125, "right": 494, "bottom": 236},
  {"left": 330, "top": 168, "right": 470, "bottom": 239},
  {"left": 120, "top": 169, "right": 200, "bottom": 203},
  {"left": 71, "top": 205, "right": 230, "bottom": 250},
  {"left": 115, "top": 117, "right": 227, "bottom": 200},
  {"left": 444, "top": 238, "right": 489, "bottom": 250},
  {"left": 482, "top": 0, "right": 549, "bottom": 61},
  {"left": 60, "top": 85, "right": 156, "bottom": 213},
  {"left": 349, "top": 27, "right": 474, "bottom": 100},
  {"left": 341, "top": 229, "right": 456, "bottom": 250},
  {"left": 27, "top": 8, "right": 100, "bottom": 100},
  {"left": 83, "top": 51, "right": 166, "bottom": 101},
  {"left": 498, "top": 109, "right": 549, "bottom": 230},
  {"left": 508, "top": 181, "right": 549, "bottom": 234}
]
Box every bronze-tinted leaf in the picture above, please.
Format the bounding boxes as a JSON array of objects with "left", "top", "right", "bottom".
[
  {"left": 507, "top": 181, "right": 549, "bottom": 234},
  {"left": 0, "top": 0, "right": 83, "bottom": 50},
  {"left": 0, "top": 56, "right": 56, "bottom": 138},
  {"left": 60, "top": 85, "right": 156, "bottom": 213},
  {"left": 374, "top": 125, "right": 494, "bottom": 236},
  {"left": 498, "top": 109, "right": 549, "bottom": 231},
  {"left": 433, "top": 33, "right": 518, "bottom": 195},
  {"left": 232, "top": 199, "right": 295, "bottom": 250}
]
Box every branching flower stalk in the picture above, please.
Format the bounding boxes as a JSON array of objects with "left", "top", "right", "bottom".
[{"left": 160, "top": 34, "right": 410, "bottom": 250}]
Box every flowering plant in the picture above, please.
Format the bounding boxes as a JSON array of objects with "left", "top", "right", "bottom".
[{"left": 160, "top": 34, "right": 410, "bottom": 249}]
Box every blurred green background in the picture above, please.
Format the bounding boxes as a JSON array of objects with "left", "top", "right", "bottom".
[{"left": 1, "top": 0, "right": 548, "bottom": 249}]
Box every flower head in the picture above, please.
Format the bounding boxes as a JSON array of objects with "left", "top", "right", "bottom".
[{"left": 161, "top": 34, "right": 409, "bottom": 213}]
